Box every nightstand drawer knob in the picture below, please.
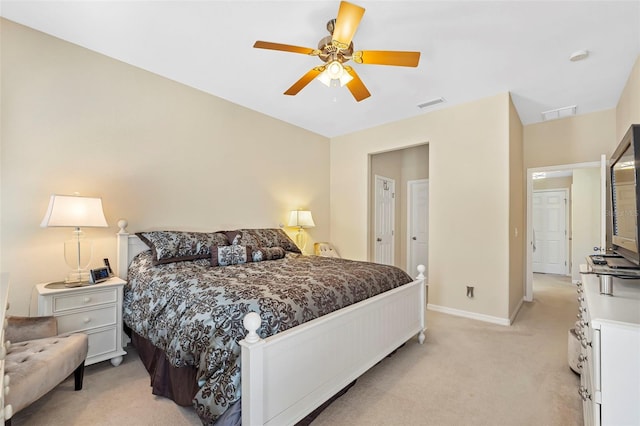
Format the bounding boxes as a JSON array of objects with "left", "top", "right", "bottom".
[
  {"left": 4, "top": 385, "right": 9, "bottom": 397},
  {"left": 83, "top": 297, "right": 91, "bottom": 303}
]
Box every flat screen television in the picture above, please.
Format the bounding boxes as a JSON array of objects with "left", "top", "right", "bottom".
[{"left": 610, "top": 124, "right": 640, "bottom": 265}]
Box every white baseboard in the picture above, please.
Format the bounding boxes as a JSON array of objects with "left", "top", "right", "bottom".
[{"left": 427, "top": 303, "right": 511, "bottom": 326}]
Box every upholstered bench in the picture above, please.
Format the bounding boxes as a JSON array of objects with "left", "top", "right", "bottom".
[{"left": 3, "top": 316, "right": 88, "bottom": 426}]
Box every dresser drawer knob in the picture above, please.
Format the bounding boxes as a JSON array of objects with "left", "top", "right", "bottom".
[
  {"left": 83, "top": 317, "right": 91, "bottom": 324},
  {"left": 83, "top": 297, "right": 91, "bottom": 303}
]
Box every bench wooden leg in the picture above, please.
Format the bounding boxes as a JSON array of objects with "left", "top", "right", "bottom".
[{"left": 74, "top": 361, "right": 85, "bottom": 391}]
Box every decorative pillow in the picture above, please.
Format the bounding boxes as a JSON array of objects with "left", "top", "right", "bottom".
[
  {"left": 235, "top": 229, "right": 301, "bottom": 253},
  {"left": 252, "top": 246, "right": 286, "bottom": 262},
  {"left": 137, "top": 231, "right": 229, "bottom": 265},
  {"left": 224, "top": 231, "right": 242, "bottom": 246},
  {"left": 211, "top": 245, "right": 253, "bottom": 267}
]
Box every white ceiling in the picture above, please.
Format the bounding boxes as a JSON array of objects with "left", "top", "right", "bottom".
[{"left": 2, "top": 1, "right": 639, "bottom": 138}]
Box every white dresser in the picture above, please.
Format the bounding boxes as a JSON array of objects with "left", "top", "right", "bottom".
[
  {"left": 36, "top": 277, "right": 127, "bottom": 366},
  {"left": 577, "top": 272, "right": 640, "bottom": 426}
]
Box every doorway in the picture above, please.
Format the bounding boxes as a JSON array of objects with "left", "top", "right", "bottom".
[
  {"left": 374, "top": 175, "right": 396, "bottom": 265},
  {"left": 532, "top": 189, "right": 569, "bottom": 275},
  {"left": 369, "top": 144, "right": 429, "bottom": 273},
  {"left": 407, "top": 179, "right": 429, "bottom": 278},
  {"left": 525, "top": 157, "right": 606, "bottom": 301}
]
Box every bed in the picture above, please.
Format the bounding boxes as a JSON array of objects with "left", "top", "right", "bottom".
[{"left": 115, "top": 220, "right": 426, "bottom": 425}]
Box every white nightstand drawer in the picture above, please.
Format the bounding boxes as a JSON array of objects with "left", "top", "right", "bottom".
[
  {"left": 53, "top": 288, "right": 117, "bottom": 313},
  {"left": 57, "top": 306, "right": 116, "bottom": 334},
  {"left": 87, "top": 327, "right": 117, "bottom": 358}
]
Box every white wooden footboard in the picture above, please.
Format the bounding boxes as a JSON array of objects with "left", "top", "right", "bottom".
[
  {"left": 115, "top": 222, "right": 426, "bottom": 425},
  {"left": 240, "top": 267, "right": 426, "bottom": 426}
]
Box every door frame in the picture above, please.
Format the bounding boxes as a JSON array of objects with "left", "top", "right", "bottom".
[
  {"left": 532, "top": 188, "right": 570, "bottom": 275},
  {"left": 525, "top": 159, "right": 605, "bottom": 301},
  {"left": 407, "top": 179, "right": 429, "bottom": 275},
  {"left": 374, "top": 174, "right": 396, "bottom": 265}
]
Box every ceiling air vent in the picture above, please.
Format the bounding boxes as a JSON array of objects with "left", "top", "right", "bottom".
[
  {"left": 541, "top": 105, "right": 577, "bottom": 121},
  {"left": 418, "top": 97, "right": 445, "bottom": 109}
]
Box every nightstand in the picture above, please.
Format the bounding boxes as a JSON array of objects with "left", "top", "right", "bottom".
[{"left": 35, "top": 277, "right": 127, "bottom": 366}]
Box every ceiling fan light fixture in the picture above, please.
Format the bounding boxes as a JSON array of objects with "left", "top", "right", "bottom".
[
  {"left": 317, "top": 69, "right": 333, "bottom": 87},
  {"left": 253, "top": 1, "right": 420, "bottom": 101},
  {"left": 317, "top": 61, "right": 352, "bottom": 87},
  {"left": 338, "top": 71, "right": 353, "bottom": 86},
  {"left": 327, "top": 61, "right": 344, "bottom": 79}
]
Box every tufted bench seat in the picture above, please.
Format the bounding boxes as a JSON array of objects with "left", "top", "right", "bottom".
[{"left": 3, "top": 316, "right": 88, "bottom": 426}]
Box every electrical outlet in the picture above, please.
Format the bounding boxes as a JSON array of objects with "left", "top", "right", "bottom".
[{"left": 466, "top": 286, "right": 474, "bottom": 298}]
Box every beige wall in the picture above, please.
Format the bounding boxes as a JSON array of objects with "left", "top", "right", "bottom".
[
  {"left": 508, "top": 95, "right": 524, "bottom": 318},
  {"left": 524, "top": 109, "right": 617, "bottom": 169},
  {"left": 331, "top": 93, "right": 513, "bottom": 320},
  {"left": 571, "top": 168, "right": 601, "bottom": 282},
  {"left": 616, "top": 56, "right": 640, "bottom": 140},
  {"left": 369, "top": 144, "right": 429, "bottom": 271},
  {"left": 533, "top": 176, "right": 573, "bottom": 191},
  {"left": 0, "top": 19, "right": 330, "bottom": 314}
]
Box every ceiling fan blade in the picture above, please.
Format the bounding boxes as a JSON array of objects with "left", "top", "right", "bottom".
[
  {"left": 344, "top": 67, "right": 371, "bottom": 102},
  {"left": 284, "top": 67, "right": 325, "bottom": 96},
  {"left": 332, "top": 1, "right": 365, "bottom": 48},
  {"left": 253, "top": 41, "right": 318, "bottom": 56},
  {"left": 353, "top": 50, "right": 421, "bottom": 67}
]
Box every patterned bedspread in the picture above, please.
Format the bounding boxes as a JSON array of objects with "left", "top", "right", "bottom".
[{"left": 123, "top": 251, "right": 413, "bottom": 424}]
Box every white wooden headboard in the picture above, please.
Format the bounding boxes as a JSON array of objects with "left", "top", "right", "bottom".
[{"left": 116, "top": 219, "right": 149, "bottom": 280}]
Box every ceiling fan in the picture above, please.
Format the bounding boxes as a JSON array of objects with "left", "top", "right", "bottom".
[{"left": 253, "top": 1, "right": 421, "bottom": 102}]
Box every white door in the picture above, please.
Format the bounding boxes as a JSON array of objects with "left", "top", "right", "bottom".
[
  {"left": 408, "top": 179, "right": 428, "bottom": 278},
  {"left": 533, "top": 189, "right": 568, "bottom": 274},
  {"left": 375, "top": 175, "right": 395, "bottom": 265}
]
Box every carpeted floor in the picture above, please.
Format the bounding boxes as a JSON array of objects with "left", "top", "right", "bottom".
[{"left": 11, "top": 273, "right": 582, "bottom": 425}]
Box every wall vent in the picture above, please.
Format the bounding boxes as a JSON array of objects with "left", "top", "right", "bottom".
[{"left": 541, "top": 105, "right": 577, "bottom": 121}]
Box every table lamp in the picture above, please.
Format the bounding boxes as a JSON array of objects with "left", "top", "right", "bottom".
[
  {"left": 41, "top": 194, "right": 108, "bottom": 285},
  {"left": 288, "top": 210, "right": 315, "bottom": 252}
]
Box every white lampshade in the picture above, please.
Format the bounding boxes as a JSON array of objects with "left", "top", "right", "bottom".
[
  {"left": 288, "top": 210, "right": 315, "bottom": 228},
  {"left": 317, "top": 61, "right": 353, "bottom": 88},
  {"left": 41, "top": 194, "right": 108, "bottom": 285},
  {"left": 41, "top": 194, "right": 108, "bottom": 228}
]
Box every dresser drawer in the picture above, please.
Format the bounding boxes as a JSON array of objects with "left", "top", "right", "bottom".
[
  {"left": 56, "top": 306, "right": 116, "bottom": 334},
  {"left": 87, "top": 327, "right": 117, "bottom": 359},
  {"left": 52, "top": 288, "right": 117, "bottom": 313}
]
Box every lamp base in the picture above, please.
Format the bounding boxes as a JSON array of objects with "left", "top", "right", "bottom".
[
  {"left": 295, "top": 229, "right": 307, "bottom": 253},
  {"left": 65, "top": 270, "right": 90, "bottom": 285}
]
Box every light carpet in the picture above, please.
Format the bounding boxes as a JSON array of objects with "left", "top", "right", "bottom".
[{"left": 11, "top": 274, "right": 581, "bottom": 425}]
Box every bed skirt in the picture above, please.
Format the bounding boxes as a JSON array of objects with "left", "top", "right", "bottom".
[
  {"left": 130, "top": 330, "right": 358, "bottom": 425},
  {"left": 131, "top": 331, "right": 199, "bottom": 406}
]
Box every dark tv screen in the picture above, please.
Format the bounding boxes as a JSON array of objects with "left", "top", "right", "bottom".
[{"left": 611, "top": 125, "right": 640, "bottom": 265}]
